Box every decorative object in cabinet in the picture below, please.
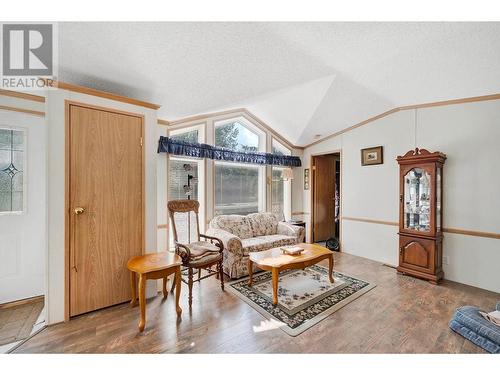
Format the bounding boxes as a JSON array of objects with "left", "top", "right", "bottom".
[{"left": 396, "top": 148, "right": 446, "bottom": 284}]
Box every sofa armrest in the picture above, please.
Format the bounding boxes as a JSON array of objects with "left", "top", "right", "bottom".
[
  {"left": 278, "top": 222, "right": 305, "bottom": 242},
  {"left": 206, "top": 228, "right": 243, "bottom": 257}
]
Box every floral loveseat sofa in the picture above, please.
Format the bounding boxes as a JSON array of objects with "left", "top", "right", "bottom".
[{"left": 206, "top": 212, "right": 305, "bottom": 278}]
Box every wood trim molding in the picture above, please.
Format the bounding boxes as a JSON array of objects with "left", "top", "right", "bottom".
[
  {"left": 304, "top": 93, "right": 500, "bottom": 148},
  {"left": 399, "top": 93, "right": 500, "bottom": 111},
  {"left": 0, "top": 89, "right": 45, "bottom": 103},
  {"left": 0, "top": 295, "right": 44, "bottom": 310},
  {"left": 342, "top": 216, "right": 500, "bottom": 240},
  {"left": 157, "top": 119, "right": 170, "bottom": 126},
  {"left": 51, "top": 81, "right": 160, "bottom": 110},
  {"left": 0, "top": 104, "right": 45, "bottom": 117},
  {"left": 442, "top": 227, "right": 500, "bottom": 240},
  {"left": 306, "top": 109, "right": 399, "bottom": 148},
  {"left": 342, "top": 216, "right": 398, "bottom": 226}
]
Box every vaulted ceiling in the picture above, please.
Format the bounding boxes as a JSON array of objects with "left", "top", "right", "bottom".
[{"left": 58, "top": 22, "right": 500, "bottom": 146}]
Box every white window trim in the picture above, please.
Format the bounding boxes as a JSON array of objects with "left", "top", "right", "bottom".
[
  {"left": 271, "top": 137, "right": 293, "bottom": 221},
  {"left": 271, "top": 166, "right": 292, "bottom": 221}
]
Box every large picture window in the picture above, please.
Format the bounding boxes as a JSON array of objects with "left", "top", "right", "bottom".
[
  {"left": 214, "top": 118, "right": 265, "bottom": 215},
  {"left": 0, "top": 128, "right": 25, "bottom": 213},
  {"left": 214, "top": 162, "right": 263, "bottom": 215}
]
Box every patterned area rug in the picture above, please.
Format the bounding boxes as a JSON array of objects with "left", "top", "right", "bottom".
[{"left": 229, "top": 265, "right": 376, "bottom": 336}]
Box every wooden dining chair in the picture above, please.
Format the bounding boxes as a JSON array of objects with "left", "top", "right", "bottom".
[{"left": 167, "top": 199, "right": 224, "bottom": 308}]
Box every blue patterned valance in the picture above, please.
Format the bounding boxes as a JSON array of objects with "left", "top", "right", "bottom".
[{"left": 158, "top": 136, "right": 301, "bottom": 167}]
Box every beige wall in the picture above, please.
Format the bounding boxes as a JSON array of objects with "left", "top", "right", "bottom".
[{"left": 301, "top": 100, "right": 500, "bottom": 293}]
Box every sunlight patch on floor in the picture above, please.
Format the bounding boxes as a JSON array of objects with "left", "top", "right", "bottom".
[{"left": 253, "top": 319, "right": 286, "bottom": 333}]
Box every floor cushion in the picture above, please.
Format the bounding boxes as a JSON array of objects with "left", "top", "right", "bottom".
[
  {"left": 449, "top": 319, "right": 500, "bottom": 353},
  {"left": 449, "top": 305, "right": 500, "bottom": 353}
]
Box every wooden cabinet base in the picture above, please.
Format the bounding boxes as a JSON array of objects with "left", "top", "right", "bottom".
[{"left": 397, "top": 266, "right": 444, "bottom": 284}]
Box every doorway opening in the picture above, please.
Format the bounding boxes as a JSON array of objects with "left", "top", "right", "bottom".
[{"left": 311, "top": 152, "right": 341, "bottom": 250}]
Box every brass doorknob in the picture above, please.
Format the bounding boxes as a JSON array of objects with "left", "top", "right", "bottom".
[{"left": 74, "top": 207, "right": 85, "bottom": 215}]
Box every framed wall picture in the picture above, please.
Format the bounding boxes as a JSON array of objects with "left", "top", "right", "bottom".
[
  {"left": 304, "top": 168, "right": 310, "bottom": 190},
  {"left": 361, "top": 146, "right": 383, "bottom": 166}
]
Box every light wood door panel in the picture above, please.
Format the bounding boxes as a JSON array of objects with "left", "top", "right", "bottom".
[
  {"left": 313, "top": 154, "right": 336, "bottom": 242},
  {"left": 69, "top": 104, "right": 143, "bottom": 317}
]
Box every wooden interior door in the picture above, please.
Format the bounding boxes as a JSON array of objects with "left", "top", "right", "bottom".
[
  {"left": 313, "top": 154, "right": 336, "bottom": 242},
  {"left": 68, "top": 103, "right": 143, "bottom": 317}
]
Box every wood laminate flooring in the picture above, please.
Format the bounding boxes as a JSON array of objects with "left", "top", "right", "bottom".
[{"left": 14, "top": 253, "right": 500, "bottom": 353}]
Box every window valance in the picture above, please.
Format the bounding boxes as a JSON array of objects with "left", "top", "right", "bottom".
[{"left": 158, "top": 136, "right": 301, "bottom": 167}]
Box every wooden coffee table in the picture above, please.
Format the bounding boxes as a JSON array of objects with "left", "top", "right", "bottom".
[
  {"left": 127, "top": 251, "right": 182, "bottom": 332},
  {"left": 247, "top": 243, "right": 334, "bottom": 305}
]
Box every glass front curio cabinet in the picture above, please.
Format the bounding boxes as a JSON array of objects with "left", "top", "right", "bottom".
[{"left": 396, "top": 148, "right": 446, "bottom": 284}]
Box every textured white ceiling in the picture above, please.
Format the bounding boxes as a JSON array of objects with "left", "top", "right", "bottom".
[{"left": 58, "top": 22, "right": 500, "bottom": 146}]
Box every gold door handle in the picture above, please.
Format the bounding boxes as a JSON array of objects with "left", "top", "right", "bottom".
[{"left": 74, "top": 207, "right": 85, "bottom": 215}]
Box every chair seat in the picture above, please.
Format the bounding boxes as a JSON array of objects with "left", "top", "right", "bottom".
[
  {"left": 186, "top": 241, "right": 220, "bottom": 260},
  {"left": 187, "top": 252, "right": 222, "bottom": 267}
]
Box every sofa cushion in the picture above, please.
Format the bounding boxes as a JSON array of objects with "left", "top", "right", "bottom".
[
  {"left": 241, "top": 234, "right": 297, "bottom": 256},
  {"left": 258, "top": 234, "right": 297, "bottom": 248},
  {"left": 209, "top": 214, "right": 254, "bottom": 239},
  {"left": 247, "top": 212, "right": 279, "bottom": 237},
  {"left": 241, "top": 237, "right": 270, "bottom": 255}
]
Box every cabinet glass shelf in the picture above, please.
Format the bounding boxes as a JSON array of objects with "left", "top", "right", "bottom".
[{"left": 403, "top": 167, "right": 431, "bottom": 232}]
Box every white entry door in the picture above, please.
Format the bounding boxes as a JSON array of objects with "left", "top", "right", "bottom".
[{"left": 0, "top": 110, "right": 46, "bottom": 304}]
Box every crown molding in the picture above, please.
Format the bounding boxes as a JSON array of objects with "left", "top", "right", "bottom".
[
  {"left": 157, "top": 119, "right": 170, "bottom": 126},
  {"left": 45, "top": 80, "right": 161, "bottom": 110}
]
